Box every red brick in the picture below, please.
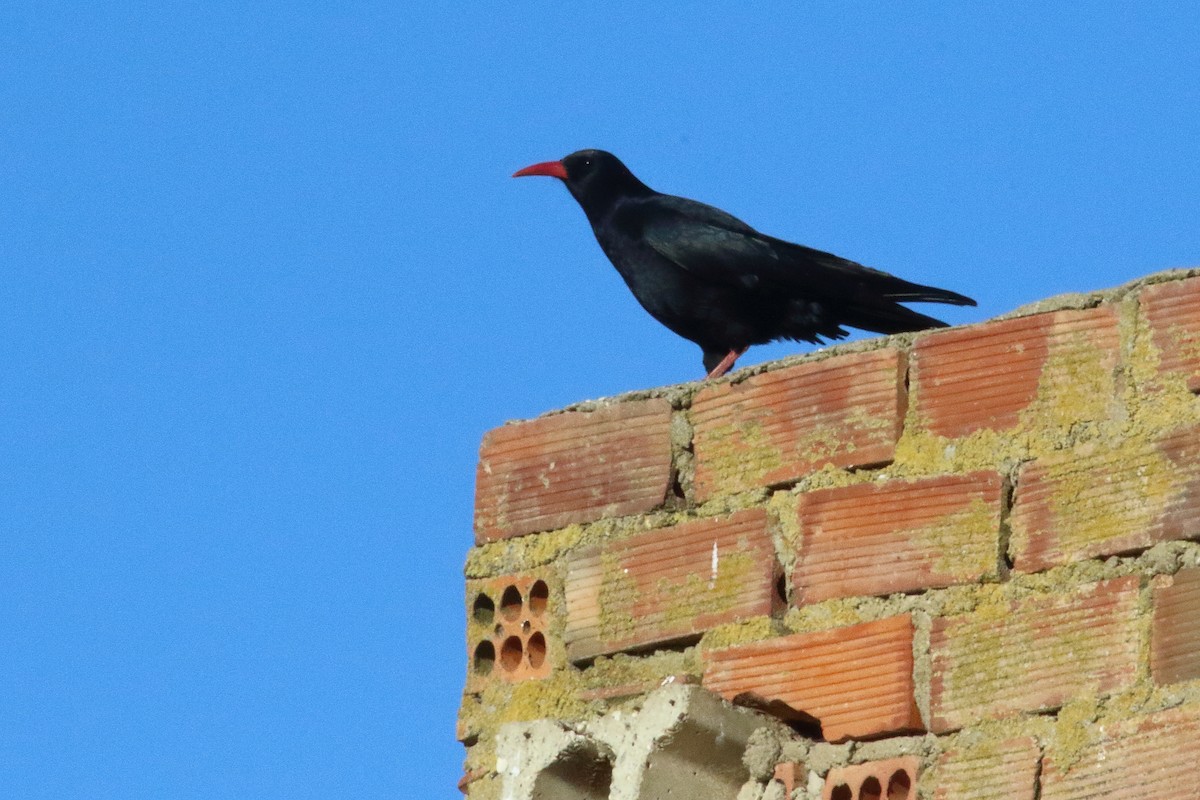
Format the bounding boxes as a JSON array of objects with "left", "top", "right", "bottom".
[
  {"left": 1151, "top": 567, "right": 1200, "bottom": 685},
  {"left": 929, "top": 736, "right": 1039, "bottom": 800},
  {"left": 1041, "top": 704, "right": 1200, "bottom": 799},
  {"left": 563, "top": 509, "right": 778, "bottom": 661},
  {"left": 703, "top": 615, "right": 922, "bottom": 742},
  {"left": 474, "top": 399, "right": 673, "bottom": 543},
  {"left": 823, "top": 756, "right": 918, "bottom": 800},
  {"left": 691, "top": 349, "right": 905, "bottom": 501},
  {"left": 929, "top": 577, "right": 1140, "bottom": 732},
  {"left": 466, "top": 574, "right": 554, "bottom": 689},
  {"left": 773, "top": 762, "right": 803, "bottom": 799},
  {"left": 794, "top": 472, "right": 1004, "bottom": 604},
  {"left": 911, "top": 307, "right": 1119, "bottom": 439},
  {"left": 1140, "top": 276, "right": 1200, "bottom": 391},
  {"left": 1009, "top": 425, "right": 1200, "bottom": 572}
]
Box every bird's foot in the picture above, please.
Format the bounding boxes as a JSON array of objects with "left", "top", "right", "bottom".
[{"left": 705, "top": 348, "right": 747, "bottom": 379}]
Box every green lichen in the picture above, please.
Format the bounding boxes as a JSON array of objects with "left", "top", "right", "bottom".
[
  {"left": 1016, "top": 320, "right": 1118, "bottom": 435},
  {"left": 658, "top": 548, "right": 759, "bottom": 630},
  {"left": 909, "top": 497, "right": 1002, "bottom": 579},
  {"left": 595, "top": 550, "right": 639, "bottom": 645},
  {"left": 465, "top": 524, "right": 585, "bottom": 578},
  {"left": 693, "top": 415, "right": 786, "bottom": 496},
  {"left": 699, "top": 616, "right": 781, "bottom": 650},
  {"left": 1029, "top": 438, "right": 1177, "bottom": 565}
]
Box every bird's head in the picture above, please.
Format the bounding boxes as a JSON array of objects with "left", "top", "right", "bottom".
[{"left": 513, "top": 149, "right": 649, "bottom": 216}]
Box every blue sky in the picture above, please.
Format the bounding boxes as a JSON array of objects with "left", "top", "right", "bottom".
[{"left": 3, "top": 3, "right": 1198, "bottom": 798}]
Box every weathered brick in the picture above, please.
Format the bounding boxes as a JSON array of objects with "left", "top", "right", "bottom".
[
  {"left": 1041, "top": 704, "right": 1200, "bottom": 799},
  {"left": 474, "top": 399, "right": 673, "bottom": 543},
  {"left": 1151, "top": 567, "right": 1200, "bottom": 685},
  {"left": 466, "top": 574, "right": 554, "bottom": 690},
  {"left": 691, "top": 349, "right": 905, "bottom": 501},
  {"left": 911, "top": 307, "right": 1119, "bottom": 439},
  {"left": 703, "top": 615, "right": 922, "bottom": 742},
  {"left": 823, "top": 756, "right": 918, "bottom": 800},
  {"left": 928, "top": 736, "right": 1039, "bottom": 800},
  {"left": 563, "top": 509, "right": 778, "bottom": 661},
  {"left": 794, "top": 472, "right": 1004, "bottom": 604},
  {"left": 929, "top": 577, "right": 1140, "bottom": 732},
  {"left": 1140, "top": 276, "right": 1200, "bottom": 392},
  {"left": 1009, "top": 425, "right": 1200, "bottom": 573}
]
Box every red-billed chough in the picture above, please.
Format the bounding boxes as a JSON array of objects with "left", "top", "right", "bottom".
[{"left": 514, "top": 149, "right": 975, "bottom": 378}]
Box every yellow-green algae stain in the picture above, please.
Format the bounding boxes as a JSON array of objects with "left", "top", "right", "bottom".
[
  {"left": 908, "top": 497, "right": 1003, "bottom": 579},
  {"left": 465, "top": 524, "right": 585, "bottom": 578},
  {"left": 1026, "top": 437, "right": 1178, "bottom": 564},
  {"left": 699, "top": 615, "right": 781, "bottom": 650},
  {"left": 933, "top": 582, "right": 1138, "bottom": 728},
  {"left": 595, "top": 549, "right": 639, "bottom": 645},
  {"left": 1016, "top": 324, "right": 1118, "bottom": 434},
  {"left": 657, "top": 547, "right": 759, "bottom": 630},
  {"left": 693, "top": 416, "right": 785, "bottom": 496}
]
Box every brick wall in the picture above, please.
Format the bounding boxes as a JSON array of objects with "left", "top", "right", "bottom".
[{"left": 459, "top": 270, "right": 1200, "bottom": 800}]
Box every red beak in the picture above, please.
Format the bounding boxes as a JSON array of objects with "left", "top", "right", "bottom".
[{"left": 512, "top": 160, "right": 568, "bottom": 180}]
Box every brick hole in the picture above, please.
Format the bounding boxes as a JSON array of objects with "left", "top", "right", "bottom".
[
  {"left": 861, "top": 776, "right": 882, "bottom": 800},
  {"left": 473, "top": 640, "right": 495, "bottom": 676},
  {"left": 522, "top": 620, "right": 531, "bottom": 633},
  {"left": 529, "top": 579, "right": 549, "bottom": 616},
  {"left": 494, "top": 624, "right": 503, "bottom": 637},
  {"left": 886, "top": 769, "right": 911, "bottom": 799},
  {"left": 500, "top": 636, "right": 523, "bottom": 672},
  {"left": 831, "top": 785, "right": 852, "bottom": 800},
  {"left": 527, "top": 632, "right": 546, "bottom": 669},
  {"left": 500, "top": 585, "right": 523, "bottom": 621},
  {"left": 472, "top": 592, "right": 495, "bottom": 625}
]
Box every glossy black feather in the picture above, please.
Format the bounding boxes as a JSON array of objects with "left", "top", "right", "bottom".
[{"left": 526, "top": 149, "right": 976, "bottom": 375}]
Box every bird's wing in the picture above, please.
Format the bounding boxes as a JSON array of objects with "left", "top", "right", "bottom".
[
  {"left": 634, "top": 194, "right": 976, "bottom": 307},
  {"left": 634, "top": 197, "right": 782, "bottom": 290}
]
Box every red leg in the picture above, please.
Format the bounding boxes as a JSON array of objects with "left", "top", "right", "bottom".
[{"left": 705, "top": 348, "right": 747, "bottom": 379}]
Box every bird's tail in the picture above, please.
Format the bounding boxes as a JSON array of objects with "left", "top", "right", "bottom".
[
  {"left": 879, "top": 279, "right": 976, "bottom": 307},
  {"left": 838, "top": 301, "right": 954, "bottom": 336}
]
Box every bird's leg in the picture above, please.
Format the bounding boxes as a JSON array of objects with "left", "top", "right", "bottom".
[{"left": 705, "top": 348, "right": 747, "bottom": 379}]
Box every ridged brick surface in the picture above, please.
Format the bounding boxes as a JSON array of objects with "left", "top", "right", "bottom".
[
  {"left": 1140, "top": 276, "right": 1200, "bottom": 391},
  {"left": 794, "top": 471, "right": 1004, "bottom": 604},
  {"left": 691, "top": 349, "right": 905, "bottom": 501},
  {"left": 703, "top": 615, "right": 922, "bottom": 742},
  {"left": 929, "top": 577, "right": 1140, "bottom": 732},
  {"left": 1009, "top": 424, "right": 1200, "bottom": 572},
  {"left": 563, "top": 509, "right": 777, "bottom": 661},
  {"left": 1151, "top": 567, "right": 1200, "bottom": 685},
  {"left": 911, "top": 307, "right": 1120, "bottom": 439},
  {"left": 1040, "top": 705, "right": 1200, "bottom": 800},
  {"left": 823, "top": 756, "right": 918, "bottom": 800},
  {"left": 474, "top": 399, "right": 673, "bottom": 543},
  {"left": 930, "top": 736, "right": 1039, "bottom": 800}
]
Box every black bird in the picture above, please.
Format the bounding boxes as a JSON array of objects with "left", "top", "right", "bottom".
[{"left": 513, "top": 149, "right": 975, "bottom": 378}]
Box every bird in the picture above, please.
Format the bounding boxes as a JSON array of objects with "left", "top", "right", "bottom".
[{"left": 512, "top": 149, "right": 976, "bottom": 378}]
